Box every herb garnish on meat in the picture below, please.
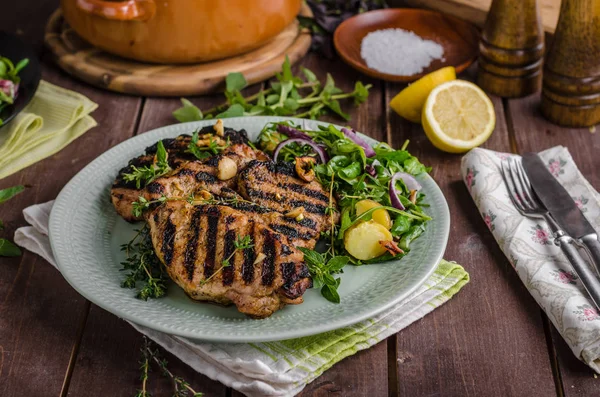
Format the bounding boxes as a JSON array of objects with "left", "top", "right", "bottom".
[{"left": 123, "top": 141, "right": 172, "bottom": 189}]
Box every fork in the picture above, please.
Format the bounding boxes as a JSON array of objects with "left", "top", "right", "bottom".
[{"left": 501, "top": 157, "right": 600, "bottom": 310}]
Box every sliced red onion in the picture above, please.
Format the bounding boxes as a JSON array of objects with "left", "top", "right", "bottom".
[
  {"left": 277, "top": 124, "right": 312, "bottom": 141},
  {"left": 0, "top": 79, "right": 16, "bottom": 100},
  {"left": 365, "top": 164, "right": 376, "bottom": 177},
  {"left": 341, "top": 127, "right": 376, "bottom": 158},
  {"left": 273, "top": 138, "right": 329, "bottom": 164},
  {"left": 389, "top": 172, "right": 422, "bottom": 210}
]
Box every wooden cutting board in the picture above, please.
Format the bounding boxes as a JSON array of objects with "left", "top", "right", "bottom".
[{"left": 402, "top": 0, "right": 561, "bottom": 33}]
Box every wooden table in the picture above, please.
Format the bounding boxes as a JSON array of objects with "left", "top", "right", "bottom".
[{"left": 2, "top": 2, "right": 600, "bottom": 396}]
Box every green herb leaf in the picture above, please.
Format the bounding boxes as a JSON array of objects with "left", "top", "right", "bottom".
[
  {"left": 326, "top": 256, "right": 349, "bottom": 272},
  {"left": 321, "top": 284, "right": 340, "bottom": 303},
  {"left": 0, "top": 185, "right": 25, "bottom": 204},
  {"left": 172, "top": 98, "right": 203, "bottom": 122},
  {"left": 0, "top": 238, "right": 21, "bottom": 257},
  {"left": 215, "top": 104, "right": 245, "bottom": 118},
  {"left": 225, "top": 72, "right": 247, "bottom": 92}
]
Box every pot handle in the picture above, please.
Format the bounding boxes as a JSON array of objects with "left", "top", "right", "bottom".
[{"left": 76, "top": 0, "right": 156, "bottom": 21}]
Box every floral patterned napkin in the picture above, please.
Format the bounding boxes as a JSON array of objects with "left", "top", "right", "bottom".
[{"left": 462, "top": 146, "right": 600, "bottom": 372}]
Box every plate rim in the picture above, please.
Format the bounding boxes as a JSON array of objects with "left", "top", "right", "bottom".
[{"left": 49, "top": 116, "right": 450, "bottom": 342}]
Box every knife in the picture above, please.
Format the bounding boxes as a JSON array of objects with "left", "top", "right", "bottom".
[{"left": 522, "top": 153, "right": 600, "bottom": 275}]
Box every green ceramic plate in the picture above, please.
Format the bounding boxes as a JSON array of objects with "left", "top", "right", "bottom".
[{"left": 49, "top": 116, "right": 449, "bottom": 342}]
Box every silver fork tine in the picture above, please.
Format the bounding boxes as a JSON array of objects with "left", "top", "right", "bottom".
[
  {"left": 514, "top": 159, "right": 539, "bottom": 209},
  {"left": 508, "top": 158, "right": 533, "bottom": 212},
  {"left": 501, "top": 160, "right": 525, "bottom": 213}
]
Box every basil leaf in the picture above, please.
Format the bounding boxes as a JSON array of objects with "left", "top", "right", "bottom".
[
  {"left": 172, "top": 98, "right": 203, "bottom": 122},
  {"left": 215, "top": 104, "right": 245, "bottom": 118},
  {"left": 0, "top": 238, "right": 21, "bottom": 257},
  {"left": 225, "top": 72, "right": 247, "bottom": 92},
  {"left": 326, "top": 256, "right": 349, "bottom": 272},
  {"left": 321, "top": 284, "right": 340, "bottom": 304},
  {"left": 0, "top": 185, "right": 25, "bottom": 204}
]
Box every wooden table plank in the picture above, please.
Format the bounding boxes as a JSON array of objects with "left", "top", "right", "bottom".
[
  {"left": 507, "top": 94, "right": 600, "bottom": 396},
  {"left": 0, "top": 0, "right": 144, "bottom": 393},
  {"left": 384, "top": 78, "right": 558, "bottom": 396}
]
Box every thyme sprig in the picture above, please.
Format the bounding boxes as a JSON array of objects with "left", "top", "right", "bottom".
[
  {"left": 136, "top": 337, "right": 203, "bottom": 397},
  {"left": 123, "top": 141, "right": 172, "bottom": 189},
  {"left": 120, "top": 225, "right": 168, "bottom": 300},
  {"left": 201, "top": 235, "right": 254, "bottom": 285}
]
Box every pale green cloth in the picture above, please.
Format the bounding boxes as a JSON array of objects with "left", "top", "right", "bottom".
[{"left": 0, "top": 80, "right": 97, "bottom": 179}]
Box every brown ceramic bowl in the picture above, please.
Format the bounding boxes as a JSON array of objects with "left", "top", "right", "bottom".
[
  {"left": 60, "top": 0, "right": 302, "bottom": 64},
  {"left": 334, "top": 8, "right": 480, "bottom": 82}
]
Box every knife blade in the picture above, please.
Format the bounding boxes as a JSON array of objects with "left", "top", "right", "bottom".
[{"left": 522, "top": 152, "right": 600, "bottom": 274}]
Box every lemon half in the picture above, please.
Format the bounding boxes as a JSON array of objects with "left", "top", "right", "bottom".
[
  {"left": 422, "top": 80, "right": 495, "bottom": 153},
  {"left": 390, "top": 66, "right": 456, "bottom": 123}
]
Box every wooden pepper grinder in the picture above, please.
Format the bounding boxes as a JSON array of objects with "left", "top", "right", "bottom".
[
  {"left": 477, "top": 0, "right": 544, "bottom": 97},
  {"left": 541, "top": 0, "right": 600, "bottom": 127}
]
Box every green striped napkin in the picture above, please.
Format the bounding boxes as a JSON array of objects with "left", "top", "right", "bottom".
[
  {"left": 0, "top": 80, "right": 97, "bottom": 179},
  {"left": 134, "top": 259, "right": 469, "bottom": 396}
]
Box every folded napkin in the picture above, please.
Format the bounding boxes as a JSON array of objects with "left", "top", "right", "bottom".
[
  {"left": 15, "top": 201, "right": 469, "bottom": 396},
  {"left": 0, "top": 81, "right": 97, "bottom": 179},
  {"left": 462, "top": 146, "right": 600, "bottom": 372}
]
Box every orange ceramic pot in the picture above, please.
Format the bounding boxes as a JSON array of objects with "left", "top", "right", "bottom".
[{"left": 60, "top": 0, "right": 302, "bottom": 64}]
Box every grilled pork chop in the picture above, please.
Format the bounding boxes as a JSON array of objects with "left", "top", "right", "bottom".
[
  {"left": 111, "top": 127, "right": 266, "bottom": 221},
  {"left": 237, "top": 160, "right": 339, "bottom": 236},
  {"left": 147, "top": 201, "right": 312, "bottom": 318}
]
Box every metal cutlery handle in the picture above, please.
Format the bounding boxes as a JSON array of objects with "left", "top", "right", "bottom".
[
  {"left": 580, "top": 233, "right": 600, "bottom": 276},
  {"left": 555, "top": 231, "right": 600, "bottom": 310}
]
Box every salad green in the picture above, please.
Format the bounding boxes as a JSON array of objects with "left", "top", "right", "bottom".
[
  {"left": 0, "top": 56, "right": 29, "bottom": 125},
  {"left": 257, "top": 121, "right": 431, "bottom": 302}
]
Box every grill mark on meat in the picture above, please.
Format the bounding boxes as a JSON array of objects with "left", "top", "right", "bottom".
[
  {"left": 204, "top": 206, "right": 220, "bottom": 278},
  {"left": 278, "top": 215, "right": 317, "bottom": 230},
  {"left": 183, "top": 207, "right": 203, "bottom": 280},
  {"left": 146, "top": 182, "right": 164, "bottom": 194},
  {"left": 287, "top": 200, "right": 328, "bottom": 215},
  {"left": 261, "top": 229, "right": 276, "bottom": 286},
  {"left": 280, "top": 244, "right": 292, "bottom": 256},
  {"left": 205, "top": 156, "right": 220, "bottom": 167},
  {"left": 279, "top": 183, "right": 330, "bottom": 202},
  {"left": 281, "top": 262, "right": 296, "bottom": 286},
  {"left": 242, "top": 222, "right": 256, "bottom": 284},
  {"left": 269, "top": 224, "right": 313, "bottom": 241},
  {"left": 161, "top": 216, "right": 176, "bottom": 266},
  {"left": 228, "top": 201, "right": 271, "bottom": 214},
  {"left": 196, "top": 171, "right": 217, "bottom": 183},
  {"left": 221, "top": 229, "right": 236, "bottom": 286},
  {"left": 177, "top": 168, "right": 196, "bottom": 177},
  {"left": 225, "top": 215, "right": 236, "bottom": 226},
  {"left": 263, "top": 161, "right": 296, "bottom": 177},
  {"left": 244, "top": 188, "right": 327, "bottom": 215}
]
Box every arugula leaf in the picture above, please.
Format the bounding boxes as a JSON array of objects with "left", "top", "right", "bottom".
[
  {"left": 404, "top": 157, "right": 430, "bottom": 175},
  {"left": 0, "top": 185, "right": 25, "bottom": 204},
  {"left": 0, "top": 238, "right": 21, "bottom": 257},
  {"left": 172, "top": 98, "right": 203, "bottom": 122},
  {"left": 225, "top": 72, "right": 247, "bottom": 92},
  {"left": 390, "top": 215, "right": 412, "bottom": 236}
]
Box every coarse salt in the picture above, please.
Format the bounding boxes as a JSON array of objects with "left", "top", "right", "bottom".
[{"left": 360, "top": 28, "right": 445, "bottom": 76}]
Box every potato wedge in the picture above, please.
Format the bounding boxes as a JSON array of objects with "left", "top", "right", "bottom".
[
  {"left": 344, "top": 220, "right": 393, "bottom": 260},
  {"left": 355, "top": 199, "right": 392, "bottom": 229}
]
